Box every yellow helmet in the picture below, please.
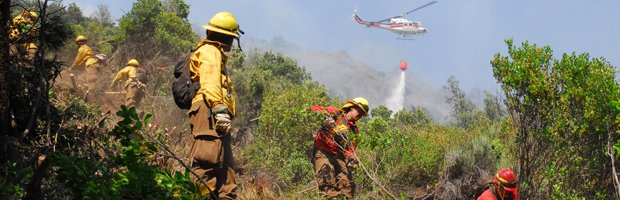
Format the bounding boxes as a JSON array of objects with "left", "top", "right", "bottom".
[
  {"left": 12, "top": 15, "right": 26, "bottom": 24},
  {"left": 127, "top": 59, "right": 139, "bottom": 67},
  {"left": 202, "top": 12, "right": 241, "bottom": 38},
  {"left": 342, "top": 97, "right": 369, "bottom": 117},
  {"left": 28, "top": 11, "right": 38, "bottom": 20},
  {"left": 75, "top": 35, "right": 87, "bottom": 42},
  {"left": 9, "top": 29, "right": 20, "bottom": 40}
]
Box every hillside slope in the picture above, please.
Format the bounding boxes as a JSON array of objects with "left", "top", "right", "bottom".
[{"left": 244, "top": 36, "right": 450, "bottom": 119}]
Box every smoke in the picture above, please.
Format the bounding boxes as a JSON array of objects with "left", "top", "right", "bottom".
[{"left": 386, "top": 71, "right": 406, "bottom": 112}]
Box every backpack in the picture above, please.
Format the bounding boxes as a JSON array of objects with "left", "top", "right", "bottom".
[
  {"left": 135, "top": 67, "right": 148, "bottom": 84},
  {"left": 91, "top": 45, "right": 108, "bottom": 66},
  {"left": 172, "top": 53, "right": 200, "bottom": 109},
  {"left": 94, "top": 53, "right": 107, "bottom": 66}
]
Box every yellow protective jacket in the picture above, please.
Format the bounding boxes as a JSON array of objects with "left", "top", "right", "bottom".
[
  {"left": 189, "top": 39, "right": 236, "bottom": 116},
  {"left": 112, "top": 65, "right": 141, "bottom": 89},
  {"left": 71, "top": 44, "right": 98, "bottom": 69}
]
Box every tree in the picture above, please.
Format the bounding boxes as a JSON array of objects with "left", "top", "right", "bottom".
[
  {"left": 1, "top": 1, "right": 72, "bottom": 198},
  {"left": 255, "top": 51, "right": 310, "bottom": 85},
  {"left": 492, "top": 38, "right": 620, "bottom": 198},
  {"left": 482, "top": 91, "right": 505, "bottom": 122},
  {"left": 64, "top": 3, "right": 86, "bottom": 27},
  {"left": 370, "top": 105, "right": 393, "bottom": 119},
  {"left": 118, "top": 0, "right": 196, "bottom": 54},
  {"left": 5, "top": 0, "right": 72, "bottom": 136},
  {"left": 0, "top": 0, "right": 11, "bottom": 164},
  {"left": 91, "top": 5, "right": 114, "bottom": 27},
  {"left": 393, "top": 106, "right": 431, "bottom": 126},
  {"left": 443, "top": 76, "right": 479, "bottom": 129},
  {"left": 163, "top": 0, "right": 189, "bottom": 19}
]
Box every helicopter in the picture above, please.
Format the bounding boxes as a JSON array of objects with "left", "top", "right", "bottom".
[{"left": 353, "top": 1, "right": 437, "bottom": 39}]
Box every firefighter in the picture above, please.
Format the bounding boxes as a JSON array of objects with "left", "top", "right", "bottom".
[
  {"left": 313, "top": 97, "right": 369, "bottom": 199},
  {"left": 111, "top": 59, "right": 146, "bottom": 108},
  {"left": 9, "top": 11, "right": 38, "bottom": 62},
  {"left": 477, "top": 168, "right": 519, "bottom": 200},
  {"left": 9, "top": 11, "right": 38, "bottom": 41},
  {"left": 187, "top": 11, "right": 243, "bottom": 199},
  {"left": 25, "top": 43, "right": 37, "bottom": 61},
  {"left": 70, "top": 35, "right": 100, "bottom": 95}
]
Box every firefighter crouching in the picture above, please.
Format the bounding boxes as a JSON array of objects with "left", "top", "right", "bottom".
[
  {"left": 70, "top": 35, "right": 100, "bottom": 95},
  {"left": 313, "top": 97, "right": 369, "bottom": 199},
  {"left": 477, "top": 168, "right": 519, "bottom": 200},
  {"left": 110, "top": 59, "right": 146, "bottom": 109}
]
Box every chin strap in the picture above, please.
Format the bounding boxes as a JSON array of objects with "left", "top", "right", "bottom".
[{"left": 235, "top": 38, "right": 242, "bottom": 52}]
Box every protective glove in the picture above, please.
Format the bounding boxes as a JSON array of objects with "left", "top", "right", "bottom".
[
  {"left": 215, "top": 113, "right": 232, "bottom": 135},
  {"left": 346, "top": 156, "right": 359, "bottom": 168},
  {"left": 322, "top": 117, "right": 336, "bottom": 130}
]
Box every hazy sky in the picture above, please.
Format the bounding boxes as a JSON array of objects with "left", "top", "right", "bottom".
[{"left": 66, "top": 0, "right": 620, "bottom": 91}]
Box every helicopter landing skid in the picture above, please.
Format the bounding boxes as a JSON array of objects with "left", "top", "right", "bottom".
[{"left": 397, "top": 37, "right": 415, "bottom": 41}]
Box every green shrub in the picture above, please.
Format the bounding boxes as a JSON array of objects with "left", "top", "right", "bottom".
[
  {"left": 492, "top": 38, "right": 620, "bottom": 198},
  {"left": 243, "top": 81, "right": 331, "bottom": 189},
  {"left": 0, "top": 162, "right": 31, "bottom": 199},
  {"left": 51, "top": 106, "right": 202, "bottom": 199}
]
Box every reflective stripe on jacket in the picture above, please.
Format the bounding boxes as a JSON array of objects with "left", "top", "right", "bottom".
[{"left": 189, "top": 39, "right": 236, "bottom": 116}]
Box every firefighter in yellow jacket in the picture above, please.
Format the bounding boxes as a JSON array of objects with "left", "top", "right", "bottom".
[
  {"left": 9, "top": 11, "right": 38, "bottom": 62},
  {"left": 187, "top": 11, "right": 243, "bottom": 199},
  {"left": 111, "top": 59, "right": 145, "bottom": 108},
  {"left": 70, "top": 35, "right": 100, "bottom": 94}
]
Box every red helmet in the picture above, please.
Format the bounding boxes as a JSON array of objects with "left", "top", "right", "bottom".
[{"left": 494, "top": 168, "right": 519, "bottom": 199}]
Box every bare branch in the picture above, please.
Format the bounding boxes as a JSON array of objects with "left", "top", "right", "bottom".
[
  {"left": 329, "top": 135, "right": 398, "bottom": 200},
  {"left": 607, "top": 124, "right": 620, "bottom": 197}
]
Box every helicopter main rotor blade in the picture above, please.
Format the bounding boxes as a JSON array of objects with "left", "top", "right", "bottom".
[
  {"left": 375, "top": 1, "right": 437, "bottom": 23},
  {"left": 402, "top": 1, "right": 437, "bottom": 17}
]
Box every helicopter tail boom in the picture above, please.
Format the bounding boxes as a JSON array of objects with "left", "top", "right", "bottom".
[
  {"left": 352, "top": 12, "right": 370, "bottom": 26},
  {"left": 353, "top": 10, "right": 364, "bottom": 23}
]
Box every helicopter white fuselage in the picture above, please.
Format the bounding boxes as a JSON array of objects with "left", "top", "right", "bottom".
[
  {"left": 352, "top": 1, "right": 436, "bottom": 38},
  {"left": 386, "top": 19, "right": 427, "bottom": 35},
  {"left": 353, "top": 15, "right": 428, "bottom": 36}
]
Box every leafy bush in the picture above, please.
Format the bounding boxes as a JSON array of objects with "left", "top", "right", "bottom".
[
  {"left": 51, "top": 106, "right": 202, "bottom": 199},
  {"left": 434, "top": 137, "right": 500, "bottom": 199},
  {"left": 492, "top": 38, "right": 620, "bottom": 198},
  {"left": 243, "top": 82, "right": 331, "bottom": 189},
  {"left": 370, "top": 105, "right": 393, "bottom": 120},
  {"left": 0, "top": 161, "right": 31, "bottom": 199},
  {"left": 357, "top": 123, "right": 446, "bottom": 187},
  {"left": 118, "top": 0, "right": 197, "bottom": 52},
  {"left": 393, "top": 106, "right": 432, "bottom": 126}
]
